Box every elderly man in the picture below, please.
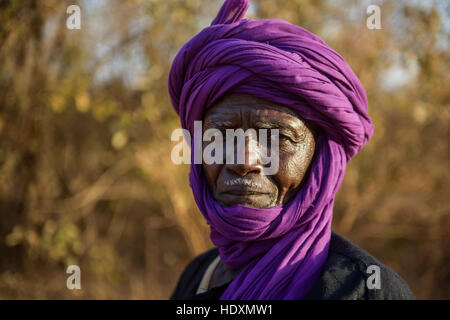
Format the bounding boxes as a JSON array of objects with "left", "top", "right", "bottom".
[{"left": 168, "top": 0, "right": 414, "bottom": 300}]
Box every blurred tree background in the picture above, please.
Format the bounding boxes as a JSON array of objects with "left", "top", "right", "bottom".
[{"left": 0, "top": 0, "right": 448, "bottom": 299}]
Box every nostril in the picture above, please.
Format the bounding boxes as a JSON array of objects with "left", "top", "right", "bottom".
[{"left": 225, "top": 163, "right": 262, "bottom": 176}]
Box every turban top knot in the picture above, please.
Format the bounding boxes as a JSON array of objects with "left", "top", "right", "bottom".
[{"left": 168, "top": 0, "right": 374, "bottom": 299}]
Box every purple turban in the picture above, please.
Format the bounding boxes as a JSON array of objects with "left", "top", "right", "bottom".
[{"left": 168, "top": 0, "right": 374, "bottom": 299}]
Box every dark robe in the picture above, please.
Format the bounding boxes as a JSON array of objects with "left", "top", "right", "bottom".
[{"left": 171, "top": 231, "right": 415, "bottom": 300}]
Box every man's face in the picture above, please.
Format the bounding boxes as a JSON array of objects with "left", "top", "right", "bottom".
[{"left": 202, "top": 93, "right": 316, "bottom": 209}]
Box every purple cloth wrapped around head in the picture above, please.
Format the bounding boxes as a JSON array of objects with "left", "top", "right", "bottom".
[{"left": 168, "top": 0, "right": 374, "bottom": 299}]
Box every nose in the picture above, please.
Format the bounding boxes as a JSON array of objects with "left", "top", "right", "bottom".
[
  {"left": 225, "top": 136, "right": 263, "bottom": 176},
  {"left": 226, "top": 161, "right": 262, "bottom": 176}
]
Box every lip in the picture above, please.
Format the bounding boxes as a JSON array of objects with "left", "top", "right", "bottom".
[{"left": 221, "top": 186, "right": 269, "bottom": 196}]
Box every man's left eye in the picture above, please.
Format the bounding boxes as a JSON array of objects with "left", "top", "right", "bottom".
[{"left": 279, "top": 134, "right": 293, "bottom": 142}]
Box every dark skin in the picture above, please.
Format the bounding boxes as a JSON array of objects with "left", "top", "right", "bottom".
[{"left": 201, "top": 93, "right": 317, "bottom": 289}]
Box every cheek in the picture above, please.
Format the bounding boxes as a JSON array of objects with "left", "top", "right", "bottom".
[{"left": 275, "top": 142, "right": 315, "bottom": 190}]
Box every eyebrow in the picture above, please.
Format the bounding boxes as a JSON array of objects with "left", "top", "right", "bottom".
[
  {"left": 254, "top": 120, "right": 306, "bottom": 141},
  {"left": 203, "top": 118, "right": 235, "bottom": 129},
  {"left": 254, "top": 120, "right": 304, "bottom": 132},
  {"left": 204, "top": 116, "right": 306, "bottom": 139}
]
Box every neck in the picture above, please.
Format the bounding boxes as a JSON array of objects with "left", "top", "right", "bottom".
[{"left": 223, "top": 261, "right": 245, "bottom": 276}]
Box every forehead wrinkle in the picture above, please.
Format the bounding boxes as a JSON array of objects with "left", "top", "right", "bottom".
[
  {"left": 254, "top": 118, "right": 305, "bottom": 132},
  {"left": 204, "top": 118, "right": 235, "bottom": 128},
  {"left": 205, "top": 96, "right": 309, "bottom": 132}
]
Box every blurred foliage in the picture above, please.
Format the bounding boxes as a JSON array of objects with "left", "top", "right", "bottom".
[{"left": 0, "top": 0, "right": 448, "bottom": 299}]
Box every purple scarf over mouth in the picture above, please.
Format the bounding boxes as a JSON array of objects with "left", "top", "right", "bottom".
[{"left": 168, "top": 0, "right": 374, "bottom": 299}]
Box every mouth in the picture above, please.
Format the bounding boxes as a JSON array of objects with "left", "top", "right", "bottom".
[
  {"left": 221, "top": 186, "right": 269, "bottom": 196},
  {"left": 217, "top": 187, "right": 272, "bottom": 209},
  {"left": 215, "top": 178, "right": 275, "bottom": 208},
  {"left": 215, "top": 184, "right": 275, "bottom": 208}
]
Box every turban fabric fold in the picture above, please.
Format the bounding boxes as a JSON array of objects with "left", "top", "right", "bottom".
[{"left": 168, "top": 0, "right": 374, "bottom": 299}]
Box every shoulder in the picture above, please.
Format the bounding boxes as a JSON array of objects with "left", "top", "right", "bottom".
[
  {"left": 170, "top": 247, "right": 219, "bottom": 300},
  {"left": 304, "top": 231, "right": 415, "bottom": 300}
]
